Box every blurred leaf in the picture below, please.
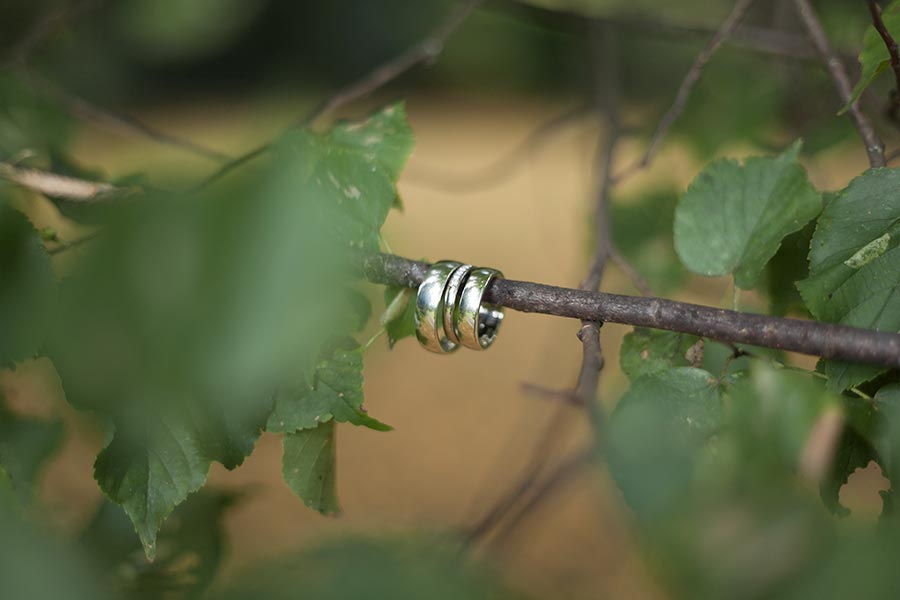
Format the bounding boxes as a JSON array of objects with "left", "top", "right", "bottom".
[
  {"left": 674, "top": 141, "right": 822, "bottom": 289},
  {"left": 49, "top": 103, "right": 412, "bottom": 557},
  {"left": 112, "top": 0, "right": 266, "bottom": 63},
  {"left": 267, "top": 342, "right": 390, "bottom": 433},
  {"left": 798, "top": 169, "right": 900, "bottom": 391},
  {"left": 383, "top": 286, "right": 416, "bottom": 347},
  {"left": 0, "top": 392, "right": 63, "bottom": 503},
  {"left": 81, "top": 490, "right": 235, "bottom": 599},
  {"left": 221, "top": 535, "right": 520, "bottom": 600},
  {"left": 610, "top": 190, "right": 688, "bottom": 294},
  {"left": 842, "top": 0, "right": 900, "bottom": 112},
  {"left": 607, "top": 367, "right": 723, "bottom": 518},
  {"left": 0, "top": 73, "right": 73, "bottom": 159},
  {"left": 619, "top": 328, "right": 700, "bottom": 381},
  {"left": 0, "top": 509, "right": 113, "bottom": 600},
  {"left": 726, "top": 365, "right": 841, "bottom": 483},
  {"left": 282, "top": 421, "right": 339, "bottom": 515},
  {"left": 0, "top": 201, "right": 55, "bottom": 368},
  {"left": 0, "top": 466, "right": 16, "bottom": 510}
]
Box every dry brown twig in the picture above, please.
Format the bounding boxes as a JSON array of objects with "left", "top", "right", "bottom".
[
  {"left": 793, "top": 0, "right": 886, "bottom": 167},
  {"left": 196, "top": 0, "right": 485, "bottom": 190}
]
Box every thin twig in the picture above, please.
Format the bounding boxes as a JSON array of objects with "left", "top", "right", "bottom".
[
  {"left": 0, "top": 0, "right": 100, "bottom": 70},
  {"left": 609, "top": 245, "right": 653, "bottom": 296},
  {"left": 22, "top": 70, "right": 232, "bottom": 163},
  {"left": 195, "top": 0, "right": 483, "bottom": 190},
  {"left": 493, "top": 0, "right": 826, "bottom": 61},
  {"left": 866, "top": 0, "right": 900, "bottom": 123},
  {"left": 462, "top": 23, "right": 620, "bottom": 548},
  {"left": 47, "top": 231, "right": 101, "bottom": 255},
  {"left": 404, "top": 104, "right": 591, "bottom": 193},
  {"left": 0, "top": 162, "right": 122, "bottom": 201},
  {"left": 615, "top": 0, "right": 756, "bottom": 182},
  {"left": 482, "top": 449, "right": 593, "bottom": 548},
  {"left": 794, "top": 0, "right": 886, "bottom": 167}
]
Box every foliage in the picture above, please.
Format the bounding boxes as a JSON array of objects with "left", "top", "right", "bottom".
[
  {"left": 844, "top": 0, "right": 900, "bottom": 111},
  {"left": 5, "top": 2, "right": 900, "bottom": 599},
  {"left": 673, "top": 141, "right": 822, "bottom": 289}
]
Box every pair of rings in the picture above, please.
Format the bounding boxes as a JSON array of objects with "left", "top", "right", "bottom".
[{"left": 414, "top": 261, "right": 504, "bottom": 353}]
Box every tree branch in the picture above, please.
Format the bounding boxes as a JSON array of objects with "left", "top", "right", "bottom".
[
  {"left": 403, "top": 103, "right": 591, "bottom": 193},
  {"left": 21, "top": 70, "right": 232, "bottom": 163},
  {"left": 491, "top": 0, "right": 825, "bottom": 61},
  {"left": 361, "top": 252, "right": 900, "bottom": 369},
  {"left": 866, "top": 0, "right": 900, "bottom": 123},
  {"left": 617, "top": 0, "right": 756, "bottom": 180},
  {"left": 794, "top": 0, "right": 886, "bottom": 167},
  {"left": 0, "top": 161, "right": 123, "bottom": 201},
  {"left": 195, "top": 0, "right": 483, "bottom": 189}
]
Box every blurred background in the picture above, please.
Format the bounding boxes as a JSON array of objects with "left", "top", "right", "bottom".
[{"left": 1, "top": 0, "right": 896, "bottom": 598}]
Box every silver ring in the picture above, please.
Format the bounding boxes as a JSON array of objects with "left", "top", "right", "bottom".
[
  {"left": 415, "top": 260, "right": 463, "bottom": 353},
  {"left": 442, "top": 264, "right": 473, "bottom": 345},
  {"left": 455, "top": 267, "right": 504, "bottom": 350}
]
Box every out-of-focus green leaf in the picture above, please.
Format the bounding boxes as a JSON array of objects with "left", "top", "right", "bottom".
[
  {"left": 726, "top": 365, "right": 841, "bottom": 482},
  {"left": 268, "top": 342, "right": 390, "bottom": 433},
  {"left": 282, "top": 420, "right": 339, "bottom": 515},
  {"left": 0, "top": 509, "right": 113, "bottom": 600},
  {"left": 607, "top": 367, "right": 723, "bottom": 518},
  {"left": 798, "top": 169, "right": 900, "bottom": 391},
  {"left": 674, "top": 141, "right": 822, "bottom": 289},
  {"left": 0, "top": 392, "right": 63, "bottom": 503},
  {"left": 220, "top": 535, "right": 520, "bottom": 600},
  {"left": 842, "top": 0, "right": 900, "bottom": 112},
  {"left": 0, "top": 73, "right": 73, "bottom": 158},
  {"left": 619, "top": 328, "right": 700, "bottom": 381},
  {"left": 81, "top": 490, "right": 235, "bottom": 599},
  {"left": 0, "top": 201, "right": 55, "bottom": 368},
  {"left": 382, "top": 286, "right": 416, "bottom": 347},
  {"left": 49, "top": 103, "right": 412, "bottom": 557},
  {"left": 112, "top": 0, "right": 266, "bottom": 62},
  {"left": 611, "top": 190, "right": 688, "bottom": 294}
]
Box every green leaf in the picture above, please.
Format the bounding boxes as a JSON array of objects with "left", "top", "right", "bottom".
[
  {"left": 674, "top": 141, "right": 822, "bottom": 289},
  {"left": 842, "top": 0, "right": 900, "bottom": 113},
  {"left": 798, "top": 169, "right": 900, "bottom": 391},
  {"left": 81, "top": 490, "right": 236, "bottom": 598},
  {"left": 607, "top": 367, "right": 723, "bottom": 518},
  {"left": 766, "top": 220, "right": 815, "bottom": 317},
  {"left": 274, "top": 102, "right": 413, "bottom": 253},
  {"left": 619, "top": 328, "right": 700, "bottom": 381},
  {"left": 821, "top": 426, "right": 878, "bottom": 517},
  {"left": 268, "top": 343, "right": 391, "bottom": 433},
  {"left": 0, "top": 508, "right": 114, "bottom": 600},
  {"left": 282, "top": 421, "right": 339, "bottom": 515},
  {"left": 382, "top": 286, "right": 416, "bottom": 348},
  {"left": 50, "top": 104, "right": 412, "bottom": 554},
  {"left": 0, "top": 392, "right": 63, "bottom": 503},
  {"left": 220, "top": 535, "right": 517, "bottom": 600},
  {"left": 0, "top": 201, "right": 55, "bottom": 368},
  {"left": 93, "top": 417, "right": 210, "bottom": 561}
]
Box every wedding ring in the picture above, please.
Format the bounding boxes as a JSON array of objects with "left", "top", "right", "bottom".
[
  {"left": 455, "top": 267, "right": 504, "bottom": 350},
  {"left": 442, "top": 264, "right": 474, "bottom": 345},
  {"left": 415, "top": 260, "right": 463, "bottom": 353}
]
